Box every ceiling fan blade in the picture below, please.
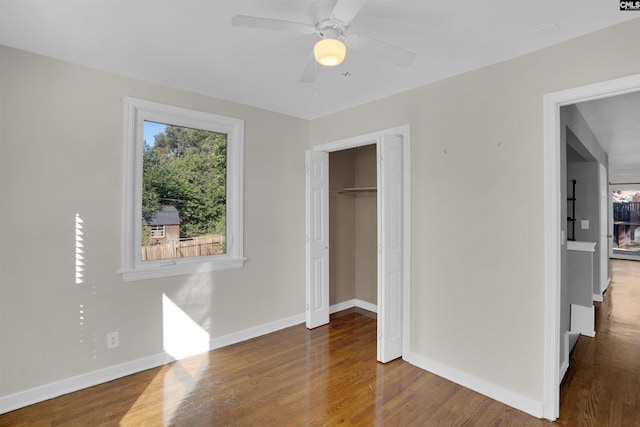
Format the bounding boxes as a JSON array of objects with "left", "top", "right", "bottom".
[
  {"left": 231, "top": 15, "right": 316, "bottom": 35},
  {"left": 331, "top": 0, "right": 369, "bottom": 26},
  {"left": 299, "top": 53, "right": 320, "bottom": 83},
  {"left": 346, "top": 34, "right": 416, "bottom": 67}
]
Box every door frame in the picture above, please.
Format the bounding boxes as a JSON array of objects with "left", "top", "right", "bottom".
[
  {"left": 308, "top": 124, "right": 412, "bottom": 359},
  {"left": 543, "top": 74, "right": 640, "bottom": 420},
  {"left": 597, "top": 162, "right": 609, "bottom": 301}
]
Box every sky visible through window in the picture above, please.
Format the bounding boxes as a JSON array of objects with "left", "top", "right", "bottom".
[{"left": 144, "top": 121, "right": 166, "bottom": 147}]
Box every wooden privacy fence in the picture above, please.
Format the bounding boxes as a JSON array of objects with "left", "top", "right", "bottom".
[{"left": 142, "top": 235, "right": 225, "bottom": 261}]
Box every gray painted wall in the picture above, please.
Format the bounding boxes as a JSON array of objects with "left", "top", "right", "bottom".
[
  {"left": 354, "top": 145, "right": 377, "bottom": 305},
  {"left": 559, "top": 104, "right": 610, "bottom": 372},
  {"left": 329, "top": 149, "right": 357, "bottom": 304},
  {"left": 568, "top": 161, "right": 601, "bottom": 291},
  {"left": 567, "top": 248, "right": 596, "bottom": 307}
]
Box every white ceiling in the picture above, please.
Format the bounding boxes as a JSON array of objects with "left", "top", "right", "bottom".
[
  {"left": 1, "top": 1, "right": 637, "bottom": 179},
  {"left": 0, "top": 0, "right": 636, "bottom": 120},
  {"left": 576, "top": 92, "right": 640, "bottom": 183}
]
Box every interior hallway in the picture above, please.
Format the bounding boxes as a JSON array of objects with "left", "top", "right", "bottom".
[
  {"left": 557, "top": 259, "right": 640, "bottom": 425},
  {"left": 1, "top": 259, "right": 639, "bottom": 425}
]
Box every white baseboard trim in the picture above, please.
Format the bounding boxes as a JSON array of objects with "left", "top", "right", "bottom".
[
  {"left": 570, "top": 303, "right": 596, "bottom": 337},
  {"left": 403, "top": 351, "right": 544, "bottom": 419},
  {"left": 330, "top": 299, "right": 378, "bottom": 314},
  {"left": 559, "top": 357, "right": 569, "bottom": 384},
  {"left": 0, "top": 352, "right": 172, "bottom": 415},
  {"left": 209, "top": 313, "right": 305, "bottom": 350},
  {"left": 610, "top": 254, "right": 640, "bottom": 261},
  {"left": 594, "top": 276, "right": 612, "bottom": 302},
  {"left": 559, "top": 331, "right": 570, "bottom": 383},
  {"left": 330, "top": 299, "right": 357, "bottom": 314},
  {"left": 0, "top": 312, "right": 306, "bottom": 415},
  {"left": 354, "top": 299, "right": 378, "bottom": 313}
]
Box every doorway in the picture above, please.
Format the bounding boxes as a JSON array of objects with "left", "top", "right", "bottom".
[
  {"left": 305, "top": 125, "right": 411, "bottom": 363},
  {"left": 543, "top": 74, "right": 640, "bottom": 420}
]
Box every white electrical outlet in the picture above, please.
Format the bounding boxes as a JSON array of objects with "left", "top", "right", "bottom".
[
  {"left": 581, "top": 219, "right": 589, "bottom": 230},
  {"left": 106, "top": 331, "right": 119, "bottom": 349}
]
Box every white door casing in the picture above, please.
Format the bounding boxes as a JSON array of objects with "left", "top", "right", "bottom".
[
  {"left": 377, "top": 134, "right": 404, "bottom": 363},
  {"left": 598, "top": 163, "right": 608, "bottom": 300},
  {"left": 543, "top": 74, "right": 640, "bottom": 420},
  {"left": 305, "top": 150, "right": 330, "bottom": 329},
  {"left": 305, "top": 125, "right": 411, "bottom": 362}
]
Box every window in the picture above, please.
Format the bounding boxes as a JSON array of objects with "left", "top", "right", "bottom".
[
  {"left": 612, "top": 190, "right": 640, "bottom": 260},
  {"left": 122, "top": 97, "right": 244, "bottom": 281},
  {"left": 149, "top": 225, "right": 165, "bottom": 239}
]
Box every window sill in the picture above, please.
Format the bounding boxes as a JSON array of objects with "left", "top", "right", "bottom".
[{"left": 120, "top": 256, "right": 246, "bottom": 282}]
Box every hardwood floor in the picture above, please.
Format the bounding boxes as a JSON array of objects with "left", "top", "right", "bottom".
[
  {"left": 1, "top": 260, "right": 639, "bottom": 426},
  {"left": 556, "top": 259, "right": 640, "bottom": 426}
]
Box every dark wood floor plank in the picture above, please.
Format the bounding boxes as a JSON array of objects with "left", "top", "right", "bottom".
[{"left": 2, "top": 260, "right": 639, "bottom": 426}]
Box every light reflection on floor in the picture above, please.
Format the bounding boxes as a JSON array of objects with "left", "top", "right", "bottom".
[
  {"left": 120, "top": 294, "right": 211, "bottom": 426},
  {"left": 118, "top": 352, "right": 210, "bottom": 426}
]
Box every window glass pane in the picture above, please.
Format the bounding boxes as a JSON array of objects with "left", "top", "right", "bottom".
[
  {"left": 612, "top": 190, "right": 640, "bottom": 259},
  {"left": 141, "top": 121, "right": 227, "bottom": 261}
]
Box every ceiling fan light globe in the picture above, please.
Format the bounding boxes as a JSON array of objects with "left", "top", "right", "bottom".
[{"left": 314, "top": 38, "right": 346, "bottom": 66}]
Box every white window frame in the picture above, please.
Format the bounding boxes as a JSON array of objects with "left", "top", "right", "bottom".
[
  {"left": 149, "top": 225, "right": 165, "bottom": 239},
  {"left": 121, "top": 97, "right": 245, "bottom": 281}
]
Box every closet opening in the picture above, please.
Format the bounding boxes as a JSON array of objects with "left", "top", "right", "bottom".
[
  {"left": 305, "top": 126, "right": 410, "bottom": 363},
  {"left": 329, "top": 145, "right": 378, "bottom": 316}
]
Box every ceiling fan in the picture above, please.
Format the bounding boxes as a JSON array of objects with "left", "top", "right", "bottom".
[{"left": 231, "top": 0, "right": 416, "bottom": 83}]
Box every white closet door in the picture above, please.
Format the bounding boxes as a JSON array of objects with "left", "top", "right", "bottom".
[
  {"left": 305, "top": 150, "right": 330, "bottom": 329},
  {"left": 377, "top": 134, "right": 403, "bottom": 362}
]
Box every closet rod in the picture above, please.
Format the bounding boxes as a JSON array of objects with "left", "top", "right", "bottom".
[
  {"left": 610, "top": 182, "right": 640, "bottom": 186},
  {"left": 336, "top": 187, "right": 377, "bottom": 195}
]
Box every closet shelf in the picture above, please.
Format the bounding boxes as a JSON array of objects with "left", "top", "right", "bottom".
[{"left": 336, "top": 187, "right": 377, "bottom": 195}]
